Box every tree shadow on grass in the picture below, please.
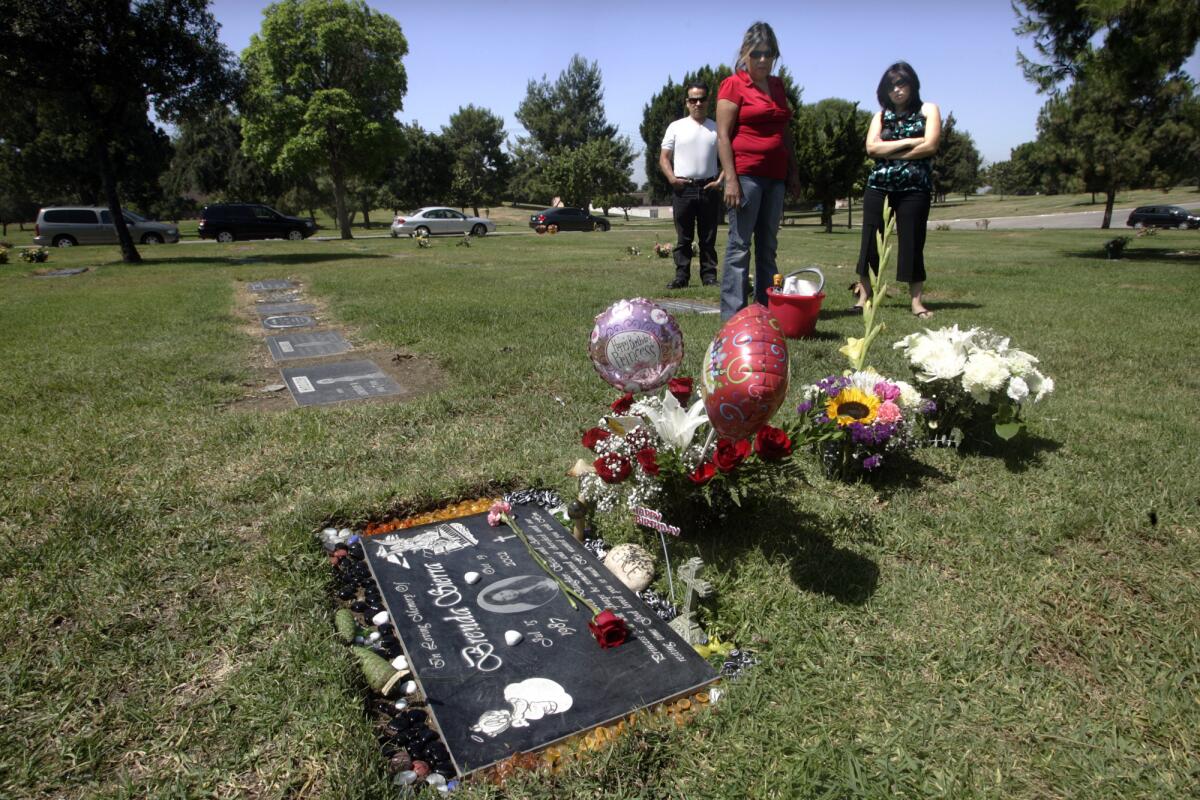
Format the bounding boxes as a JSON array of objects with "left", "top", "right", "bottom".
[
  {"left": 1064, "top": 248, "right": 1200, "bottom": 263},
  {"left": 691, "top": 498, "right": 880, "bottom": 605},
  {"left": 140, "top": 252, "right": 390, "bottom": 267}
]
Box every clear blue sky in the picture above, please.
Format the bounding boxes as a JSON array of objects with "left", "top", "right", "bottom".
[{"left": 210, "top": 0, "right": 1198, "bottom": 183}]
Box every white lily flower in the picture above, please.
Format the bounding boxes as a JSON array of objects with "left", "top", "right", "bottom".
[{"left": 641, "top": 391, "right": 709, "bottom": 451}]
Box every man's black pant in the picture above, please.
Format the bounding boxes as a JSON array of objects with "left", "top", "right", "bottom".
[{"left": 671, "top": 182, "right": 720, "bottom": 285}]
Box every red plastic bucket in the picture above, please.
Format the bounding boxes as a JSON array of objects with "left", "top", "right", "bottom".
[{"left": 767, "top": 288, "right": 825, "bottom": 338}]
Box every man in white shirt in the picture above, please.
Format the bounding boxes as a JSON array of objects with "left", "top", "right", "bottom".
[{"left": 659, "top": 82, "right": 723, "bottom": 289}]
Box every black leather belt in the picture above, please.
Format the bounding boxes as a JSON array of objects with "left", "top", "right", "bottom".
[{"left": 683, "top": 176, "right": 718, "bottom": 186}]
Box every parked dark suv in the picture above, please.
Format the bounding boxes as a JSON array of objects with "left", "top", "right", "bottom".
[
  {"left": 198, "top": 204, "right": 317, "bottom": 242},
  {"left": 529, "top": 207, "right": 610, "bottom": 232},
  {"left": 1125, "top": 205, "right": 1200, "bottom": 230}
]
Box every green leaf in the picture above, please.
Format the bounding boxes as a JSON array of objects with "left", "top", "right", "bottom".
[{"left": 995, "top": 422, "right": 1024, "bottom": 441}]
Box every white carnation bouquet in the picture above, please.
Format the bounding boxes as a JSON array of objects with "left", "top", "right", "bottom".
[{"left": 892, "top": 325, "right": 1054, "bottom": 444}]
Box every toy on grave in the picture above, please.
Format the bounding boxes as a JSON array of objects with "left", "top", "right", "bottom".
[
  {"left": 668, "top": 557, "right": 714, "bottom": 646},
  {"left": 334, "top": 608, "right": 359, "bottom": 644},
  {"left": 603, "top": 542, "right": 656, "bottom": 592},
  {"left": 352, "top": 646, "right": 410, "bottom": 696},
  {"left": 567, "top": 499, "right": 588, "bottom": 543},
  {"left": 589, "top": 298, "right": 685, "bottom": 393},
  {"left": 701, "top": 304, "right": 789, "bottom": 439}
]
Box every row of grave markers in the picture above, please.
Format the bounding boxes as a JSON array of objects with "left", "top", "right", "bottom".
[{"left": 249, "top": 279, "right": 403, "bottom": 407}]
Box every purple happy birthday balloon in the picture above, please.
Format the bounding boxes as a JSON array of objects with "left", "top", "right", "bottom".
[{"left": 589, "top": 298, "right": 684, "bottom": 393}]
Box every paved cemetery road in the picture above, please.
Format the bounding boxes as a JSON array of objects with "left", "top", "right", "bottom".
[{"left": 933, "top": 206, "right": 1199, "bottom": 231}]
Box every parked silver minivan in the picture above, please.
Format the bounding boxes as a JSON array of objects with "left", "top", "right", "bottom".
[{"left": 33, "top": 207, "right": 181, "bottom": 247}]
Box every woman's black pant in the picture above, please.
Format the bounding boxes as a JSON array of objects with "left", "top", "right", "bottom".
[{"left": 856, "top": 187, "right": 930, "bottom": 283}]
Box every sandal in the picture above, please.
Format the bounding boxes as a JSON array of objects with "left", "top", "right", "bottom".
[{"left": 912, "top": 309, "right": 934, "bottom": 319}]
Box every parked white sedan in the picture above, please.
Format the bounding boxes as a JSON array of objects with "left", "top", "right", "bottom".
[{"left": 390, "top": 207, "right": 496, "bottom": 237}]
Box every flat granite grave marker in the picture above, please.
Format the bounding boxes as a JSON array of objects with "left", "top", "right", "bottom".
[
  {"left": 281, "top": 359, "right": 401, "bottom": 406},
  {"left": 248, "top": 279, "right": 296, "bottom": 292},
  {"left": 262, "top": 314, "right": 316, "bottom": 330},
  {"left": 266, "top": 331, "right": 352, "bottom": 362},
  {"left": 34, "top": 267, "right": 89, "bottom": 278},
  {"left": 363, "top": 504, "right": 718, "bottom": 776},
  {"left": 253, "top": 302, "right": 316, "bottom": 316},
  {"left": 654, "top": 299, "right": 720, "bottom": 316}
]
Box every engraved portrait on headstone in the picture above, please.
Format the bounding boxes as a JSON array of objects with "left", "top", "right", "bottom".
[{"left": 475, "top": 575, "right": 562, "bottom": 614}]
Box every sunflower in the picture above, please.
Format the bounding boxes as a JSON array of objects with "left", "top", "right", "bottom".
[{"left": 826, "top": 388, "right": 880, "bottom": 426}]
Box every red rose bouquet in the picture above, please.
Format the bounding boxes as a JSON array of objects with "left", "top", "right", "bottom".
[{"left": 575, "top": 379, "right": 811, "bottom": 520}]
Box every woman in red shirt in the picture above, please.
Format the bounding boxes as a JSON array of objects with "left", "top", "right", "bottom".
[{"left": 715, "top": 21, "right": 799, "bottom": 321}]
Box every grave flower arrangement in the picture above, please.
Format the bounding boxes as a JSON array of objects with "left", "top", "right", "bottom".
[
  {"left": 19, "top": 246, "right": 49, "bottom": 264},
  {"left": 576, "top": 377, "right": 805, "bottom": 518},
  {"left": 892, "top": 325, "right": 1055, "bottom": 443},
  {"left": 797, "top": 370, "right": 933, "bottom": 479}
]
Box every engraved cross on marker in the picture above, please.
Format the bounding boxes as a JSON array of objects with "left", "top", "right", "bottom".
[{"left": 492, "top": 534, "right": 517, "bottom": 543}]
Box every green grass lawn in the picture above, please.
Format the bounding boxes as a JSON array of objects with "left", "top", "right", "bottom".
[{"left": 1, "top": 226, "right": 1198, "bottom": 798}]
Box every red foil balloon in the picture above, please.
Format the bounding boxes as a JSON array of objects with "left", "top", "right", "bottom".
[{"left": 701, "top": 305, "right": 790, "bottom": 439}]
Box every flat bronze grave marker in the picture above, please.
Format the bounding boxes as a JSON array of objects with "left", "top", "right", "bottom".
[
  {"left": 281, "top": 359, "right": 401, "bottom": 406},
  {"left": 262, "top": 314, "right": 315, "bottom": 330},
  {"left": 654, "top": 299, "right": 720, "bottom": 315},
  {"left": 253, "top": 302, "right": 316, "bottom": 316},
  {"left": 266, "top": 331, "right": 352, "bottom": 362},
  {"left": 363, "top": 504, "right": 718, "bottom": 776},
  {"left": 249, "top": 279, "right": 296, "bottom": 292}
]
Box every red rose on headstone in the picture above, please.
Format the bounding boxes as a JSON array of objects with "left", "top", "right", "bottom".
[{"left": 588, "top": 609, "right": 629, "bottom": 648}]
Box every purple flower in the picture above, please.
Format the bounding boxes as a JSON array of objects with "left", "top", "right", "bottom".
[
  {"left": 817, "top": 375, "right": 851, "bottom": 397},
  {"left": 797, "top": 400, "right": 813, "bottom": 414},
  {"left": 849, "top": 421, "right": 898, "bottom": 445},
  {"left": 920, "top": 399, "right": 938, "bottom": 415},
  {"left": 862, "top": 454, "right": 883, "bottom": 470}
]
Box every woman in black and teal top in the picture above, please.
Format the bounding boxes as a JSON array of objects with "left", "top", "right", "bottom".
[{"left": 853, "top": 61, "right": 941, "bottom": 319}]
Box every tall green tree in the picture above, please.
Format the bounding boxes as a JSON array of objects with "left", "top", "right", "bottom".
[
  {"left": 442, "top": 106, "right": 509, "bottom": 217},
  {"left": 241, "top": 0, "right": 407, "bottom": 239},
  {"left": 511, "top": 55, "right": 635, "bottom": 207},
  {"left": 377, "top": 123, "right": 452, "bottom": 214},
  {"left": 640, "top": 65, "right": 803, "bottom": 202},
  {"left": 1014, "top": 0, "right": 1200, "bottom": 226},
  {"left": 1035, "top": 73, "right": 1196, "bottom": 225},
  {"left": 792, "top": 98, "right": 870, "bottom": 232},
  {"left": 163, "top": 105, "right": 285, "bottom": 204},
  {"left": 933, "top": 114, "right": 983, "bottom": 202},
  {"left": 541, "top": 138, "right": 635, "bottom": 211},
  {"left": 0, "top": 0, "right": 234, "bottom": 262}
]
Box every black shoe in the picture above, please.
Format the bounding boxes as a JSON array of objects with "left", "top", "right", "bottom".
[
  {"left": 666, "top": 280, "right": 688, "bottom": 289},
  {"left": 701, "top": 278, "right": 718, "bottom": 286}
]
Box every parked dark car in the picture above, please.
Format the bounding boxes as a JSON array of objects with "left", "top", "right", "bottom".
[
  {"left": 1125, "top": 205, "right": 1200, "bottom": 230},
  {"left": 528, "top": 207, "right": 610, "bottom": 232},
  {"left": 198, "top": 203, "right": 317, "bottom": 242}
]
